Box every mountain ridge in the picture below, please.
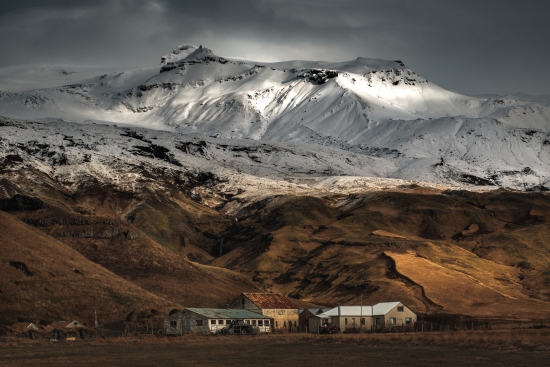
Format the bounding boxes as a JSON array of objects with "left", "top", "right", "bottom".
[{"left": 1, "top": 43, "right": 550, "bottom": 190}]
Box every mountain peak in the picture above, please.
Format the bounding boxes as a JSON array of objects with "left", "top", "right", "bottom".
[
  {"left": 183, "top": 45, "right": 215, "bottom": 61},
  {"left": 160, "top": 44, "right": 198, "bottom": 64}
]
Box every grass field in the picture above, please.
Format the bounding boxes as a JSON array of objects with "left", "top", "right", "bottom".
[{"left": 1, "top": 330, "right": 549, "bottom": 367}]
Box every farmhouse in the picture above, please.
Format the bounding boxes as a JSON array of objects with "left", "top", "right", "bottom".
[
  {"left": 308, "top": 302, "right": 417, "bottom": 332},
  {"left": 164, "top": 308, "right": 272, "bottom": 335},
  {"left": 230, "top": 293, "right": 299, "bottom": 332}
]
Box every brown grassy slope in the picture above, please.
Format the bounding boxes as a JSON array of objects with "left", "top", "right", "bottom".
[
  {"left": 4, "top": 162, "right": 550, "bottom": 318},
  {"left": 13, "top": 207, "right": 259, "bottom": 308},
  {"left": 69, "top": 184, "right": 230, "bottom": 261},
  {"left": 0, "top": 211, "right": 180, "bottom": 325},
  {"left": 0, "top": 165, "right": 229, "bottom": 262},
  {"left": 213, "top": 195, "right": 430, "bottom": 310},
  {"left": 213, "top": 190, "right": 550, "bottom": 318},
  {"left": 387, "top": 250, "right": 550, "bottom": 318},
  {"left": 1, "top": 164, "right": 258, "bottom": 309}
]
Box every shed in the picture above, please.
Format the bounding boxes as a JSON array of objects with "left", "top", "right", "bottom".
[
  {"left": 299, "top": 308, "right": 329, "bottom": 330},
  {"left": 230, "top": 293, "right": 300, "bottom": 332},
  {"left": 309, "top": 302, "right": 417, "bottom": 332},
  {"left": 164, "top": 308, "right": 272, "bottom": 335},
  {"left": 52, "top": 320, "right": 86, "bottom": 339},
  {"left": 26, "top": 323, "right": 39, "bottom": 339}
]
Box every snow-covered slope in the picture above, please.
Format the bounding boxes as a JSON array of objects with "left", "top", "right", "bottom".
[
  {"left": 0, "top": 117, "right": 491, "bottom": 215},
  {"left": 1, "top": 43, "right": 550, "bottom": 190}
]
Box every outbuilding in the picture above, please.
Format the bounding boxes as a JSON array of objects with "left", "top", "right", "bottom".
[
  {"left": 309, "top": 302, "right": 416, "bottom": 333},
  {"left": 230, "top": 293, "right": 300, "bottom": 332},
  {"left": 52, "top": 320, "right": 86, "bottom": 339},
  {"left": 26, "top": 323, "right": 39, "bottom": 339},
  {"left": 299, "top": 308, "right": 329, "bottom": 331},
  {"left": 164, "top": 308, "right": 272, "bottom": 335}
]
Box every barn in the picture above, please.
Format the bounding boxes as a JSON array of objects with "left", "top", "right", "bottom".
[
  {"left": 230, "top": 293, "right": 299, "bottom": 332},
  {"left": 308, "top": 302, "right": 417, "bottom": 332},
  {"left": 164, "top": 308, "right": 272, "bottom": 335}
]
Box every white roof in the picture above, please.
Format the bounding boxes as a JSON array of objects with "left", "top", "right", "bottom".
[
  {"left": 372, "top": 302, "right": 401, "bottom": 315},
  {"left": 316, "top": 302, "right": 402, "bottom": 318}
]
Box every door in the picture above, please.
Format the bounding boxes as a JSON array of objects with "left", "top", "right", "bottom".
[{"left": 182, "top": 320, "right": 190, "bottom": 334}]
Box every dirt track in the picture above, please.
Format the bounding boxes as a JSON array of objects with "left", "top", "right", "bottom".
[{"left": 1, "top": 334, "right": 549, "bottom": 367}]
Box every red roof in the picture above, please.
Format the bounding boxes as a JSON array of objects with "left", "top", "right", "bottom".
[
  {"left": 52, "top": 320, "right": 83, "bottom": 329},
  {"left": 243, "top": 293, "right": 297, "bottom": 309}
]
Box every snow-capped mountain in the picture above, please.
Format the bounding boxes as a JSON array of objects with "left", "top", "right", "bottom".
[{"left": 1, "top": 43, "right": 550, "bottom": 190}]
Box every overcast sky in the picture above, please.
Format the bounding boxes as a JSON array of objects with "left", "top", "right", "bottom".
[{"left": 0, "top": 0, "right": 549, "bottom": 95}]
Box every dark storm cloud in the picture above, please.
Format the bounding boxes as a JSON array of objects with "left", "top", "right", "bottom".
[{"left": 0, "top": 0, "right": 549, "bottom": 94}]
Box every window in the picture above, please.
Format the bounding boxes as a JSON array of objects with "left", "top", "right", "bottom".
[
  {"left": 226, "top": 320, "right": 231, "bottom": 325},
  {"left": 294, "top": 321, "right": 297, "bottom": 327},
  {"left": 258, "top": 320, "right": 263, "bottom": 326},
  {"left": 210, "top": 320, "right": 216, "bottom": 325},
  {"left": 218, "top": 320, "right": 224, "bottom": 325},
  {"left": 265, "top": 320, "right": 270, "bottom": 325},
  {"left": 245, "top": 320, "right": 250, "bottom": 325},
  {"left": 170, "top": 321, "right": 177, "bottom": 327},
  {"left": 252, "top": 320, "right": 257, "bottom": 325},
  {"left": 352, "top": 318, "right": 355, "bottom": 325},
  {"left": 283, "top": 321, "right": 286, "bottom": 327},
  {"left": 345, "top": 318, "right": 348, "bottom": 325},
  {"left": 390, "top": 318, "right": 396, "bottom": 325},
  {"left": 405, "top": 318, "right": 412, "bottom": 325},
  {"left": 196, "top": 320, "right": 203, "bottom": 326},
  {"left": 360, "top": 318, "right": 365, "bottom": 325},
  {"left": 276, "top": 321, "right": 278, "bottom": 327},
  {"left": 397, "top": 306, "right": 404, "bottom": 312}
]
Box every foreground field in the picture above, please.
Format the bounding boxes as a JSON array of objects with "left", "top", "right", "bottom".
[{"left": 1, "top": 331, "right": 549, "bottom": 367}]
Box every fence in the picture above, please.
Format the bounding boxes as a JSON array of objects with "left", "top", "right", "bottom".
[{"left": 339, "top": 320, "right": 550, "bottom": 334}]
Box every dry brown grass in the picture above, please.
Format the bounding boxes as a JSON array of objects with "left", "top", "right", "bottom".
[
  {"left": 386, "top": 249, "right": 550, "bottom": 318},
  {"left": 213, "top": 190, "right": 550, "bottom": 317},
  {"left": 3, "top": 333, "right": 550, "bottom": 367},
  {"left": 274, "top": 329, "right": 550, "bottom": 351},
  {"left": 0, "top": 211, "right": 180, "bottom": 324},
  {"left": 2, "top": 329, "right": 548, "bottom": 351}
]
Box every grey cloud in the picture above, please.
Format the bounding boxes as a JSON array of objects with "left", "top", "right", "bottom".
[{"left": 0, "top": 0, "right": 549, "bottom": 94}]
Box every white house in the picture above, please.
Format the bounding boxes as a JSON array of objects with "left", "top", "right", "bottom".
[{"left": 308, "top": 301, "right": 417, "bottom": 332}]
